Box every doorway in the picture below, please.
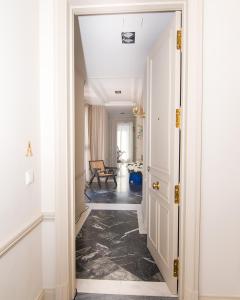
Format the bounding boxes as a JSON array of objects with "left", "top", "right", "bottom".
[
  {"left": 74, "top": 10, "right": 180, "bottom": 298},
  {"left": 60, "top": 2, "right": 203, "bottom": 300}
]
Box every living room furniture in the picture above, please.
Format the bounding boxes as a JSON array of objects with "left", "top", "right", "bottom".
[{"left": 89, "top": 160, "right": 118, "bottom": 188}]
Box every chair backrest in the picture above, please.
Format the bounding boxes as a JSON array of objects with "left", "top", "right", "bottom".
[{"left": 89, "top": 160, "right": 105, "bottom": 173}]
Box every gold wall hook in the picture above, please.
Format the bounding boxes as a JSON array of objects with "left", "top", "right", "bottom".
[{"left": 26, "top": 141, "right": 33, "bottom": 157}]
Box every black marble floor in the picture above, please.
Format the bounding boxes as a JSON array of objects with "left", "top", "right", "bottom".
[
  {"left": 76, "top": 210, "right": 163, "bottom": 281},
  {"left": 85, "top": 182, "right": 142, "bottom": 204},
  {"left": 85, "top": 164, "right": 142, "bottom": 204},
  {"left": 76, "top": 294, "right": 176, "bottom": 300}
]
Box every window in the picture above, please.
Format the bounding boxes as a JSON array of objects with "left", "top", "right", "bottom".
[{"left": 117, "top": 122, "right": 133, "bottom": 163}]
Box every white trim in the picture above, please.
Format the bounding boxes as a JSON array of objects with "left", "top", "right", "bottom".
[
  {"left": 87, "top": 203, "right": 141, "bottom": 211},
  {"left": 52, "top": 1, "right": 203, "bottom": 299},
  {"left": 0, "top": 212, "right": 55, "bottom": 259},
  {"left": 76, "top": 279, "right": 174, "bottom": 297},
  {"left": 0, "top": 214, "right": 43, "bottom": 258},
  {"left": 200, "top": 297, "right": 240, "bottom": 300},
  {"left": 43, "top": 288, "right": 56, "bottom": 300},
  {"left": 42, "top": 212, "right": 56, "bottom": 221},
  {"left": 35, "top": 289, "right": 44, "bottom": 300},
  {"left": 75, "top": 206, "right": 91, "bottom": 237}
]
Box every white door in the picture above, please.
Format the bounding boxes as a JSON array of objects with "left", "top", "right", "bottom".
[{"left": 147, "top": 12, "right": 181, "bottom": 294}]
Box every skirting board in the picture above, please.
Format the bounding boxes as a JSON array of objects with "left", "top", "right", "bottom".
[
  {"left": 43, "top": 289, "right": 56, "bottom": 300},
  {"left": 200, "top": 297, "right": 240, "bottom": 300},
  {"left": 35, "top": 289, "right": 44, "bottom": 300},
  {"left": 35, "top": 289, "right": 56, "bottom": 300}
]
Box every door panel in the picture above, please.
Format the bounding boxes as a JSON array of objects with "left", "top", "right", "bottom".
[
  {"left": 148, "top": 193, "right": 158, "bottom": 249},
  {"left": 147, "top": 12, "right": 181, "bottom": 294}
]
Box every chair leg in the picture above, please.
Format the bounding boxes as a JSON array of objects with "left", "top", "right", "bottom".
[
  {"left": 105, "top": 176, "right": 109, "bottom": 183},
  {"left": 89, "top": 174, "right": 95, "bottom": 185},
  {"left": 113, "top": 175, "right": 117, "bottom": 186},
  {"left": 97, "top": 176, "right": 101, "bottom": 188}
]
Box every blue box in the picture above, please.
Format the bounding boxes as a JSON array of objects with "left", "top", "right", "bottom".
[{"left": 129, "top": 172, "right": 142, "bottom": 185}]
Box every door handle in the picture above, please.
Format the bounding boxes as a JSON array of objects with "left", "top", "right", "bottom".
[{"left": 152, "top": 181, "right": 160, "bottom": 190}]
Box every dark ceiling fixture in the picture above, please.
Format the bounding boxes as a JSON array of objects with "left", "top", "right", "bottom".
[
  {"left": 121, "top": 32, "right": 135, "bottom": 44},
  {"left": 115, "top": 90, "right": 121, "bottom": 94},
  {"left": 120, "top": 112, "right": 125, "bottom": 115}
]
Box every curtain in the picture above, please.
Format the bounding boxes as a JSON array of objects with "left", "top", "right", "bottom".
[
  {"left": 117, "top": 122, "right": 133, "bottom": 162},
  {"left": 88, "top": 105, "right": 108, "bottom": 162},
  {"left": 84, "top": 105, "right": 91, "bottom": 180}
]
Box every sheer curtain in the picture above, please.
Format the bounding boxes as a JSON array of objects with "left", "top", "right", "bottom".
[{"left": 117, "top": 122, "right": 133, "bottom": 162}]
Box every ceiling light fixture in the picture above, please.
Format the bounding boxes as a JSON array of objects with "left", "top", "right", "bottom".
[
  {"left": 115, "top": 90, "right": 121, "bottom": 94},
  {"left": 121, "top": 32, "right": 135, "bottom": 44}
]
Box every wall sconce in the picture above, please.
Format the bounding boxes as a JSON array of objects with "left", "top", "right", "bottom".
[{"left": 132, "top": 104, "right": 145, "bottom": 118}]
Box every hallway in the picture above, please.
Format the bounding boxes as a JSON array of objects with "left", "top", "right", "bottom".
[
  {"left": 85, "top": 164, "right": 142, "bottom": 204},
  {"left": 75, "top": 166, "right": 170, "bottom": 297}
]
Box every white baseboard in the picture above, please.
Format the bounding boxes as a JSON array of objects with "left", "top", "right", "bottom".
[
  {"left": 43, "top": 288, "right": 56, "bottom": 300},
  {"left": 35, "top": 290, "right": 44, "bottom": 300},
  {"left": 75, "top": 206, "right": 91, "bottom": 237},
  {"left": 35, "top": 289, "right": 56, "bottom": 300},
  {"left": 200, "top": 296, "right": 240, "bottom": 300}
]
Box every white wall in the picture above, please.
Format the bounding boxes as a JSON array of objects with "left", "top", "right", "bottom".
[
  {"left": 75, "top": 16, "right": 87, "bottom": 222},
  {"left": 39, "top": 0, "right": 57, "bottom": 293},
  {"left": 0, "top": 0, "right": 42, "bottom": 299},
  {"left": 200, "top": 0, "right": 240, "bottom": 297}
]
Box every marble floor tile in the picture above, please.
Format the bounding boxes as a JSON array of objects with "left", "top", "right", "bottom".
[
  {"left": 76, "top": 210, "right": 164, "bottom": 282},
  {"left": 85, "top": 182, "right": 142, "bottom": 204}
]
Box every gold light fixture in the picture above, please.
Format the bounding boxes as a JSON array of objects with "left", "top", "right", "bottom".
[{"left": 132, "top": 104, "right": 145, "bottom": 118}]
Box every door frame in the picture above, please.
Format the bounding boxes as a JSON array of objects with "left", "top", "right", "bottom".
[{"left": 53, "top": 1, "right": 203, "bottom": 300}]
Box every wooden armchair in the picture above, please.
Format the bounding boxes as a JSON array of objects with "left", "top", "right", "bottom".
[{"left": 89, "top": 160, "right": 118, "bottom": 188}]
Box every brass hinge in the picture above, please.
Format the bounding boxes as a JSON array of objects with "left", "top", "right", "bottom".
[
  {"left": 175, "top": 184, "right": 180, "bottom": 204},
  {"left": 173, "top": 258, "right": 179, "bottom": 278},
  {"left": 177, "top": 30, "right": 182, "bottom": 50},
  {"left": 176, "top": 108, "right": 181, "bottom": 128}
]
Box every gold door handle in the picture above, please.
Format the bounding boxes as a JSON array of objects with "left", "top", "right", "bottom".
[{"left": 152, "top": 181, "right": 160, "bottom": 190}]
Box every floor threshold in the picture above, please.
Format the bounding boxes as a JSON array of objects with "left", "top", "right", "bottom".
[{"left": 76, "top": 279, "right": 176, "bottom": 297}]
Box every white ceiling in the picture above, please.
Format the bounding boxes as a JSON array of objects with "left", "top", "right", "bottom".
[
  {"left": 106, "top": 105, "right": 133, "bottom": 116},
  {"left": 78, "top": 12, "right": 174, "bottom": 105}
]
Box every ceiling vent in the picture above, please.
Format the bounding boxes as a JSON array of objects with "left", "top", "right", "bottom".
[
  {"left": 121, "top": 32, "right": 135, "bottom": 44},
  {"left": 115, "top": 90, "right": 121, "bottom": 94}
]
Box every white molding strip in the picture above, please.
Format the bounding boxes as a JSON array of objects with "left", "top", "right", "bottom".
[
  {"left": 88, "top": 203, "right": 141, "bottom": 211},
  {"left": 200, "top": 296, "right": 240, "bottom": 300},
  {"left": 43, "top": 288, "right": 56, "bottom": 300},
  {"left": 75, "top": 206, "right": 91, "bottom": 237},
  {"left": 76, "top": 279, "right": 175, "bottom": 297},
  {"left": 0, "top": 214, "right": 43, "bottom": 258},
  {"left": 42, "top": 211, "right": 56, "bottom": 221},
  {"left": 35, "top": 289, "right": 44, "bottom": 300},
  {"left": 0, "top": 212, "right": 56, "bottom": 258}
]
